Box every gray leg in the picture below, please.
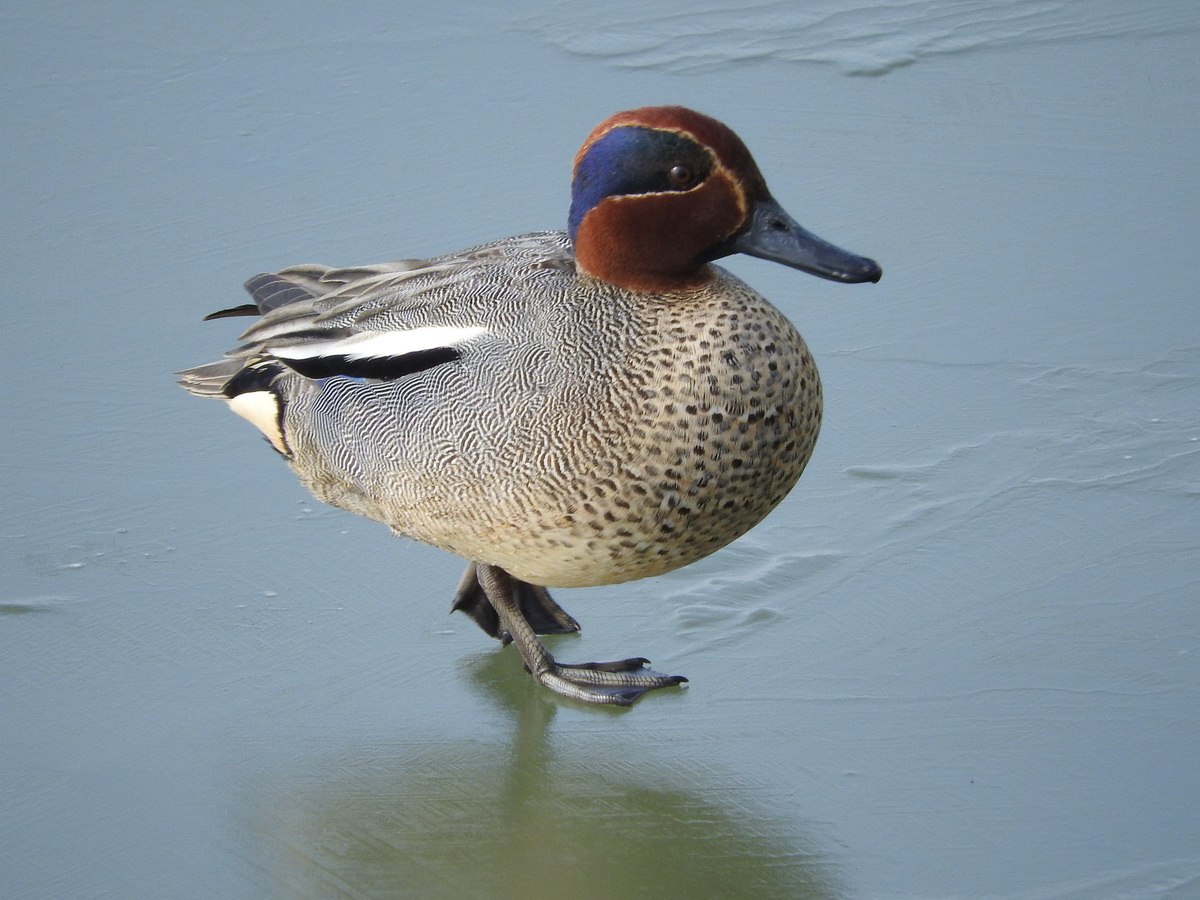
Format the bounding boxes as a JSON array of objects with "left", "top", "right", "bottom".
[
  {"left": 451, "top": 562, "right": 580, "bottom": 643},
  {"left": 474, "top": 563, "right": 687, "bottom": 707}
]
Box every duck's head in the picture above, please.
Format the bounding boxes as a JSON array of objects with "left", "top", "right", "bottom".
[{"left": 568, "top": 106, "right": 882, "bottom": 293}]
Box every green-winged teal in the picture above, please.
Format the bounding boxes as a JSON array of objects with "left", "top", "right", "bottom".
[{"left": 180, "top": 106, "right": 881, "bottom": 705}]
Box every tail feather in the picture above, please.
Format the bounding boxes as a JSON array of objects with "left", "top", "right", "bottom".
[{"left": 176, "top": 358, "right": 244, "bottom": 398}]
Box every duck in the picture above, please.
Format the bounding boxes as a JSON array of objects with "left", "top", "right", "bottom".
[{"left": 179, "top": 105, "right": 881, "bottom": 706}]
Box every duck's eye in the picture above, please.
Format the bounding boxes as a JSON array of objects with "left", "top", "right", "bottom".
[{"left": 668, "top": 164, "right": 696, "bottom": 188}]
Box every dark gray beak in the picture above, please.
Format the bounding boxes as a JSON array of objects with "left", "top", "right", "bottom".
[{"left": 716, "top": 196, "right": 882, "bottom": 284}]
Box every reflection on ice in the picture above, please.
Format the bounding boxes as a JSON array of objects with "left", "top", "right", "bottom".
[{"left": 248, "top": 654, "right": 837, "bottom": 898}]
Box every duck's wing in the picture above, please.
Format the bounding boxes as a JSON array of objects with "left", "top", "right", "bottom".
[{"left": 179, "top": 231, "right": 573, "bottom": 395}]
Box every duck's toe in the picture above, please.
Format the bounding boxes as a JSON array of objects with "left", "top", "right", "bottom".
[{"left": 539, "top": 658, "right": 688, "bottom": 707}]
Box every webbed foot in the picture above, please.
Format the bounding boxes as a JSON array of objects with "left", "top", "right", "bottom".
[
  {"left": 538, "top": 657, "right": 687, "bottom": 706},
  {"left": 471, "top": 563, "right": 687, "bottom": 706}
]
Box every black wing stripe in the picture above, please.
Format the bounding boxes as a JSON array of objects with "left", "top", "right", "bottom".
[{"left": 280, "top": 346, "right": 462, "bottom": 381}]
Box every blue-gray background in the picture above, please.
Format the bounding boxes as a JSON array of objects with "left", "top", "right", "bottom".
[{"left": 4, "top": 2, "right": 1198, "bottom": 897}]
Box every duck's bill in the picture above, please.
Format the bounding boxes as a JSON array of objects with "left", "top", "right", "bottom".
[{"left": 718, "top": 196, "right": 882, "bottom": 284}]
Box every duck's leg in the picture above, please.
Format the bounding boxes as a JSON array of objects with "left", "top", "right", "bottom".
[
  {"left": 451, "top": 562, "right": 581, "bottom": 643},
  {"left": 473, "top": 563, "right": 687, "bottom": 706}
]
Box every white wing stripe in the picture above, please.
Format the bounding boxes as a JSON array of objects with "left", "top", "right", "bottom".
[{"left": 269, "top": 325, "right": 488, "bottom": 361}]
